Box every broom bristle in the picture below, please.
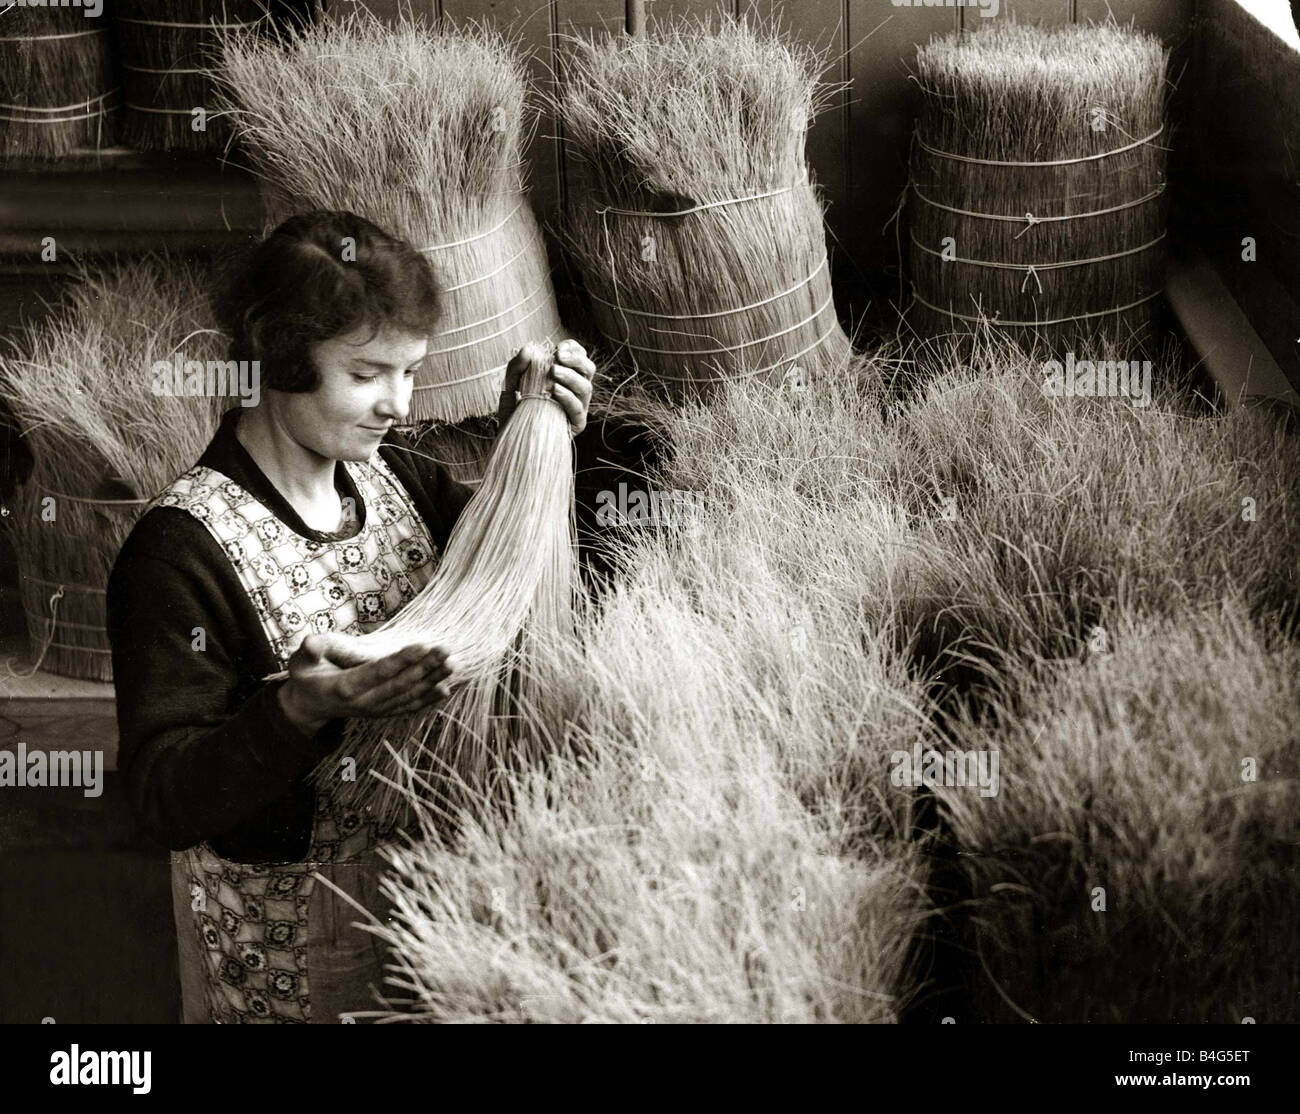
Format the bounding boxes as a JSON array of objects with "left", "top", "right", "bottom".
[
  {"left": 215, "top": 11, "right": 564, "bottom": 423},
  {"left": 314, "top": 341, "right": 577, "bottom": 823},
  {"left": 555, "top": 14, "right": 851, "bottom": 404},
  {"left": 908, "top": 21, "right": 1171, "bottom": 355}
]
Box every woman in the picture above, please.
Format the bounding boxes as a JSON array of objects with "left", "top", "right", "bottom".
[{"left": 106, "top": 211, "right": 593, "bottom": 1024}]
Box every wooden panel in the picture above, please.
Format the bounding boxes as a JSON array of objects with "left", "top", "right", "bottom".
[
  {"left": 1076, "top": 0, "right": 1193, "bottom": 45},
  {"left": 963, "top": 0, "right": 1070, "bottom": 26},
  {"left": 441, "top": 1, "right": 563, "bottom": 222},
  {"left": 343, "top": 0, "right": 440, "bottom": 22},
  {"left": 644, "top": 0, "right": 735, "bottom": 31},
  {"left": 742, "top": 2, "right": 849, "bottom": 283},
  {"left": 846, "top": 0, "right": 955, "bottom": 296}
]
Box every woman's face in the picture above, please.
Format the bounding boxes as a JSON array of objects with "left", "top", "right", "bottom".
[{"left": 281, "top": 321, "right": 428, "bottom": 462}]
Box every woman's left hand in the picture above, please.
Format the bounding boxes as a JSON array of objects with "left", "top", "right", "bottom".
[{"left": 499, "top": 339, "right": 595, "bottom": 437}]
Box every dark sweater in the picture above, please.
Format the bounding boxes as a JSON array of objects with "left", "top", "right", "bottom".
[{"left": 105, "top": 407, "right": 472, "bottom": 862}]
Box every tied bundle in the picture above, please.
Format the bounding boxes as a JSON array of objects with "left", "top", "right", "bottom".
[
  {"left": 216, "top": 12, "right": 563, "bottom": 435},
  {"left": 908, "top": 22, "right": 1170, "bottom": 354},
  {"left": 0, "top": 258, "right": 228, "bottom": 681},
  {"left": 556, "top": 16, "right": 850, "bottom": 405},
  {"left": 114, "top": 0, "right": 264, "bottom": 152},
  {"left": 0, "top": 5, "right": 119, "bottom": 160},
  {"left": 314, "top": 343, "right": 577, "bottom": 825}
]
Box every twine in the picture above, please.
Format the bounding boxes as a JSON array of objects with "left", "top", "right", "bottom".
[
  {"left": 610, "top": 291, "right": 835, "bottom": 359},
  {"left": 420, "top": 201, "right": 523, "bottom": 253},
  {"left": 429, "top": 282, "right": 550, "bottom": 340},
  {"left": 4, "top": 585, "right": 62, "bottom": 679},
  {"left": 438, "top": 239, "right": 538, "bottom": 294},
  {"left": 0, "top": 28, "right": 107, "bottom": 42},
  {"left": 911, "top": 287, "right": 1163, "bottom": 328},
  {"left": 585, "top": 257, "right": 829, "bottom": 325},
  {"left": 910, "top": 181, "right": 1166, "bottom": 238},
  {"left": 122, "top": 63, "right": 211, "bottom": 75},
  {"left": 909, "top": 232, "right": 1167, "bottom": 293},
  {"left": 626, "top": 314, "right": 846, "bottom": 385},
  {"left": 26, "top": 575, "right": 105, "bottom": 595},
  {"left": 126, "top": 103, "right": 219, "bottom": 116},
  {"left": 21, "top": 607, "right": 105, "bottom": 634},
  {"left": 595, "top": 184, "right": 797, "bottom": 220},
  {"left": 423, "top": 299, "right": 547, "bottom": 358},
  {"left": 115, "top": 17, "right": 261, "bottom": 30},
  {"left": 0, "top": 91, "right": 118, "bottom": 125},
  {"left": 411, "top": 363, "right": 505, "bottom": 393},
  {"left": 915, "top": 125, "right": 1164, "bottom": 168}
]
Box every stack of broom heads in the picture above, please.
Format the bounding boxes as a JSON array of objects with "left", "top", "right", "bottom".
[
  {"left": 114, "top": 0, "right": 264, "bottom": 152},
  {"left": 555, "top": 16, "right": 851, "bottom": 405},
  {"left": 908, "top": 22, "right": 1170, "bottom": 355},
  {"left": 0, "top": 3, "right": 119, "bottom": 161},
  {"left": 216, "top": 11, "right": 564, "bottom": 487},
  {"left": 0, "top": 257, "right": 229, "bottom": 681}
]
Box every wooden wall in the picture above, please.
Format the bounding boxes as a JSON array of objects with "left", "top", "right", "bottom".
[{"left": 339, "top": 0, "right": 1193, "bottom": 312}]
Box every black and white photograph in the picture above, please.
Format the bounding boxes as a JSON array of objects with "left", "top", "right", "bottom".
[{"left": 0, "top": 0, "right": 1295, "bottom": 1092}]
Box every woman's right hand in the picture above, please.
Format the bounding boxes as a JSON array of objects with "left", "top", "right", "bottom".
[{"left": 276, "top": 633, "right": 455, "bottom": 737}]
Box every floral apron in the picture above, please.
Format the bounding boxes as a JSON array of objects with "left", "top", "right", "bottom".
[{"left": 146, "top": 454, "right": 438, "bottom": 1023}]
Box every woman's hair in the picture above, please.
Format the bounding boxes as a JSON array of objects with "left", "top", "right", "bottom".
[{"left": 217, "top": 210, "right": 441, "bottom": 392}]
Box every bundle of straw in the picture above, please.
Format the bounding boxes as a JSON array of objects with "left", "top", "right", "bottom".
[
  {"left": 114, "top": 0, "right": 263, "bottom": 152},
  {"left": 555, "top": 16, "right": 850, "bottom": 405},
  {"left": 0, "top": 5, "right": 119, "bottom": 160},
  {"left": 216, "top": 12, "right": 563, "bottom": 425},
  {"left": 314, "top": 343, "right": 577, "bottom": 824},
  {"left": 908, "top": 23, "right": 1170, "bottom": 354},
  {"left": 0, "top": 257, "right": 228, "bottom": 681}
]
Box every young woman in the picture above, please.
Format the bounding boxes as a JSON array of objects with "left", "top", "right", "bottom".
[{"left": 106, "top": 211, "right": 593, "bottom": 1024}]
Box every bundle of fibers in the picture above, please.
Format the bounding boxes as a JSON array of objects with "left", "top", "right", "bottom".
[
  {"left": 908, "top": 23, "right": 1170, "bottom": 356},
  {"left": 0, "top": 257, "right": 227, "bottom": 680},
  {"left": 345, "top": 436, "right": 933, "bottom": 1022},
  {"left": 939, "top": 601, "right": 1300, "bottom": 1022},
  {"left": 555, "top": 16, "right": 851, "bottom": 405},
  {"left": 114, "top": 0, "right": 264, "bottom": 152},
  {"left": 313, "top": 342, "right": 577, "bottom": 825},
  {"left": 216, "top": 12, "right": 563, "bottom": 424},
  {"left": 0, "top": 5, "right": 119, "bottom": 160}
]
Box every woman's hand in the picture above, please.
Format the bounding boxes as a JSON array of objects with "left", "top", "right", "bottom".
[
  {"left": 498, "top": 339, "right": 595, "bottom": 436},
  {"left": 276, "top": 633, "right": 455, "bottom": 737}
]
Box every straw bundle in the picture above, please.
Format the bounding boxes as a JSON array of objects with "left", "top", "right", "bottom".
[
  {"left": 314, "top": 343, "right": 577, "bottom": 824},
  {"left": 216, "top": 12, "right": 563, "bottom": 424},
  {"left": 555, "top": 17, "right": 850, "bottom": 405},
  {"left": 909, "top": 23, "right": 1170, "bottom": 355},
  {"left": 0, "top": 5, "right": 119, "bottom": 160},
  {"left": 0, "top": 257, "right": 228, "bottom": 681},
  {"left": 114, "top": 0, "right": 263, "bottom": 152}
]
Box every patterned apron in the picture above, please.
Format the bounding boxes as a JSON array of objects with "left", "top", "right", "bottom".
[{"left": 146, "top": 453, "right": 439, "bottom": 1023}]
